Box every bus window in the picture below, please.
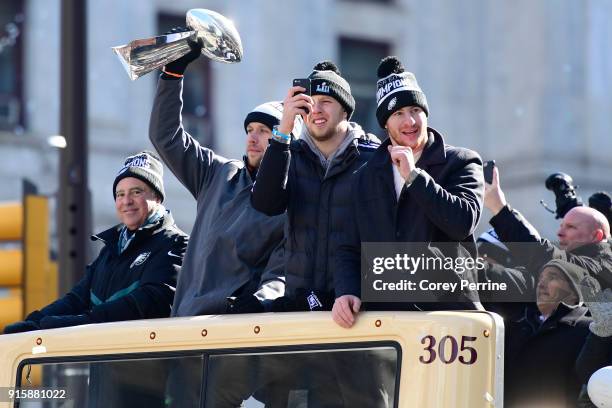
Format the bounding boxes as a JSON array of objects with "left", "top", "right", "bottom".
[
  {"left": 17, "top": 355, "right": 204, "bottom": 408},
  {"left": 16, "top": 345, "right": 398, "bottom": 408},
  {"left": 204, "top": 345, "right": 399, "bottom": 408}
]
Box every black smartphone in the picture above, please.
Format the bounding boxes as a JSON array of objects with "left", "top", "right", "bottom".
[
  {"left": 292, "top": 78, "right": 311, "bottom": 96},
  {"left": 292, "top": 78, "right": 311, "bottom": 114},
  {"left": 484, "top": 160, "right": 496, "bottom": 184}
]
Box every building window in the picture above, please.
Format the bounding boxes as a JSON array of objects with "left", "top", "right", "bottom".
[
  {"left": 339, "top": 37, "right": 390, "bottom": 135},
  {"left": 158, "top": 14, "right": 214, "bottom": 148},
  {"left": 0, "top": 1, "right": 24, "bottom": 132}
]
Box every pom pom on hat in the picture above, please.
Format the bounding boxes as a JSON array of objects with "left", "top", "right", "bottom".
[
  {"left": 313, "top": 60, "right": 341, "bottom": 75},
  {"left": 377, "top": 56, "right": 405, "bottom": 78}
]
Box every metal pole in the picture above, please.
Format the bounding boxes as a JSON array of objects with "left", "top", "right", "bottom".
[
  {"left": 58, "top": 3, "right": 90, "bottom": 406},
  {"left": 58, "top": 0, "right": 88, "bottom": 293}
]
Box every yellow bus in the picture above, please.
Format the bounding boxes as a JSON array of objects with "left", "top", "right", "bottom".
[{"left": 0, "top": 311, "right": 503, "bottom": 407}]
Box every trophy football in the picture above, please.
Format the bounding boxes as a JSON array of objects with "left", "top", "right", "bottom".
[{"left": 112, "top": 8, "right": 243, "bottom": 80}]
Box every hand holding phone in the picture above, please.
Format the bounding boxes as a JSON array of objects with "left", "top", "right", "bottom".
[
  {"left": 292, "top": 78, "right": 312, "bottom": 114},
  {"left": 483, "top": 160, "right": 507, "bottom": 215}
]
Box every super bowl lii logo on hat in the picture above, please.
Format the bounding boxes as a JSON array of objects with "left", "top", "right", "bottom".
[{"left": 315, "top": 82, "right": 330, "bottom": 93}]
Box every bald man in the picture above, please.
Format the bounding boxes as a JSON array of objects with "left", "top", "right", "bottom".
[
  {"left": 558, "top": 206, "right": 610, "bottom": 251},
  {"left": 484, "top": 167, "right": 612, "bottom": 287}
]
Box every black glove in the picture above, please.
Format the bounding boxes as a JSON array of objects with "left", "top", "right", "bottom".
[
  {"left": 24, "top": 310, "right": 45, "bottom": 324},
  {"left": 39, "top": 314, "right": 92, "bottom": 329},
  {"left": 226, "top": 295, "right": 265, "bottom": 314},
  {"left": 226, "top": 295, "right": 264, "bottom": 314},
  {"left": 3, "top": 320, "right": 40, "bottom": 334},
  {"left": 270, "top": 296, "right": 293, "bottom": 312},
  {"left": 162, "top": 26, "right": 202, "bottom": 77}
]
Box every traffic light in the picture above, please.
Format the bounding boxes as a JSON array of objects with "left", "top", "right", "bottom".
[
  {"left": 0, "top": 202, "right": 24, "bottom": 330},
  {"left": 0, "top": 183, "right": 57, "bottom": 332}
]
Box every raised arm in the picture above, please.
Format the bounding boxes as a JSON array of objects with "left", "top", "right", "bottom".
[
  {"left": 149, "top": 77, "right": 229, "bottom": 199},
  {"left": 251, "top": 85, "right": 309, "bottom": 215}
]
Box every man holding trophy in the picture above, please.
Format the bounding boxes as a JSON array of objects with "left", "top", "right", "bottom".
[{"left": 148, "top": 27, "right": 298, "bottom": 319}]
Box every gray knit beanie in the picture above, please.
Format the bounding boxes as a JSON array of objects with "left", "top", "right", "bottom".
[{"left": 113, "top": 151, "right": 165, "bottom": 202}]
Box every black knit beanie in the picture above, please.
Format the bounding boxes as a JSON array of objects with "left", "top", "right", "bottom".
[
  {"left": 113, "top": 151, "right": 165, "bottom": 202},
  {"left": 308, "top": 61, "right": 355, "bottom": 120},
  {"left": 375, "top": 56, "right": 429, "bottom": 128},
  {"left": 243, "top": 101, "right": 283, "bottom": 133}
]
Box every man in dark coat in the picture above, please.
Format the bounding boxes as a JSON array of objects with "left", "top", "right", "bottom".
[
  {"left": 3, "top": 151, "right": 188, "bottom": 333},
  {"left": 504, "top": 260, "right": 592, "bottom": 407},
  {"left": 333, "top": 56, "right": 484, "bottom": 328},
  {"left": 484, "top": 166, "right": 612, "bottom": 288},
  {"left": 251, "top": 60, "right": 380, "bottom": 311}
]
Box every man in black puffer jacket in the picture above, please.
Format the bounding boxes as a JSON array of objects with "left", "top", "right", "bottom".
[{"left": 251, "top": 61, "right": 380, "bottom": 311}]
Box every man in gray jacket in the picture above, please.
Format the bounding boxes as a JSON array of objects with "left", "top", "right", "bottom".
[{"left": 149, "top": 44, "right": 296, "bottom": 316}]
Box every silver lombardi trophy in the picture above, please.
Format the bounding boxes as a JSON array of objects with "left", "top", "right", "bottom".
[{"left": 112, "top": 9, "right": 243, "bottom": 80}]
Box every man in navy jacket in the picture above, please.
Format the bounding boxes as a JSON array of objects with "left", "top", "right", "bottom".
[
  {"left": 4, "top": 151, "right": 188, "bottom": 333},
  {"left": 333, "top": 56, "right": 484, "bottom": 328}
]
